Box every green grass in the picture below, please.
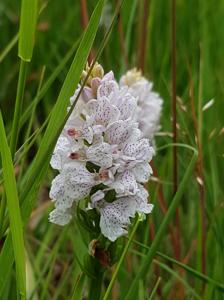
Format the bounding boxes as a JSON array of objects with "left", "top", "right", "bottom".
[{"left": 0, "top": 0, "right": 224, "bottom": 299}]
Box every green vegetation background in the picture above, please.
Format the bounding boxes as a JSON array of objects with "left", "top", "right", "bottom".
[{"left": 0, "top": 0, "right": 223, "bottom": 299}]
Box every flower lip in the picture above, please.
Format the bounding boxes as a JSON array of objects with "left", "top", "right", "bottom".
[
  {"left": 69, "top": 151, "right": 86, "bottom": 160},
  {"left": 67, "top": 128, "right": 82, "bottom": 138},
  {"left": 99, "top": 169, "right": 110, "bottom": 181}
]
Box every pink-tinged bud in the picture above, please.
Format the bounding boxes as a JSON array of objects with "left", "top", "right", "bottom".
[
  {"left": 82, "top": 86, "right": 94, "bottom": 102},
  {"left": 91, "top": 77, "right": 101, "bottom": 96}
]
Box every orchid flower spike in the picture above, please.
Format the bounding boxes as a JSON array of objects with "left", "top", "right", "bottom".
[{"left": 49, "top": 63, "right": 155, "bottom": 242}]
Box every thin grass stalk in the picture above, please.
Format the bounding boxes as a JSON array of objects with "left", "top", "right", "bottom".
[
  {"left": 79, "top": 0, "right": 94, "bottom": 62},
  {"left": 148, "top": 277, "right": 162, "bottom": 300},
  {"left": 71, "top": 273, "right": 86, "bottom": 300},
  {"left": 171, "top": 0, "right": 182, "bottom": 262},
  {"left": 0, "top": 33, "right": 19, "bottom": 64},
  {"left": 138, "top": 0, "right": 150, "bottom": 71},
  {"left": 188, "top": 62, "right": 206, "bottom": 275},
  {"left": 18, "top": 66, "right": 46, "bottom": 180},
  {"left": 125, "top": 0, "right": 138, "bottom": 58},
  {"left": 197, "top": 50, "right": 206, "bottom": 276},
  {"left": 117, "top": 8, "right": 129, "bottom": 69},
  {"left": 124, "top": 144, "right": 198, "bottom": 300},
  {"left": 151, "top": 162, "right": 178, "bottom": 257}
]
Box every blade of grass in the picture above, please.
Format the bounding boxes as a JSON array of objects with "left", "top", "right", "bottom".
[
  {"left": 0, "top": 112, "right": 51, "bottom": 237},
  {"left": 148, "top": 277, "right": 162, "bottom": 300},
  {"left": 0, "top": 1, "right": 48, "bottom": 64},
  {"left": 124, "top": 143, "right": 198, "bottom": 300},
  {"left": 10, "top": 0, "right": 38, "bottom": 156},
  {"left": 18, "top": 0, "right": 38, "bottom": 61},
  {"left": 125, "top": 0, "right": 138, "bottom": 58},
  {"left": 0, "top": 33, "right": 19, "bottom": 64},
  {"left": 0, "top": 111, "right": 26, "bottom": 300}
]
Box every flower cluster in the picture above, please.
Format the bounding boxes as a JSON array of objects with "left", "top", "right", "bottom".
[{"left": 49, "top": 63, "right": 162, "bottom": 242}]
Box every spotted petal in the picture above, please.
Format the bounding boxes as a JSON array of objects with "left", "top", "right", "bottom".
[
  {"left": 111, "top": 170, "right": 138, "bottom": 196},
  {"left": 97, "top": 80, "right": 118, "bottom": 98},
  {"left": 86, "top": 142, "right": 113, "bottom": 168},
  {"left": 99, "top": 197, "right": 136, "bottom": 241},
  {"left": 124, "top": 185, "right": 153, "bottom": 214},
  {"left": 105, "top": 120, "right": 137, "bottom": 145},
  {"left": 111, "top": 89, "right": 137, "bottom": 120},
  {"left": 132, "top": 163, "right": 152, "bottom": 183},
  {"left": 50, "top": 136, "right": 71, "bottom": 171},
  {"left": 50, "top": 136, "right": 81, "bottom": 171},
  {"left": 49, "top": 208, "right": 72, "bottom": 226},
  {"left": 49, "top": 174, "right": 75, "bottom": 210},
  {"left": 123, "top": 139, "right": 154, "bottom": 162},
  {"left": 87, "top": 97, "right": 120, "bottom": 127},
  {"left": 50, "top": 162, "right": 96, "bottom": 209}
]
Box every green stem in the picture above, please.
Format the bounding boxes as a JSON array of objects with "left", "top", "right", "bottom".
[
  {"left": 88, "top": 271, "right": 103, "bottom": 300},
  {"left": 124, "top": 144, "right": 198, "bottom": 300},
  {"left": 10, "top": 59, "right": 28, "bottom": 158},
  {"left": 102, "top": 217, "right": 140, "bottom": 300}
]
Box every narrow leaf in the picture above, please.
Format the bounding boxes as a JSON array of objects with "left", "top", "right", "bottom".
[
  {"left": 18, "top": 0, "right": 38, "bottom": 61},
  {"left": 0, "top": 112, "right": 26, "bottom": 299}
]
